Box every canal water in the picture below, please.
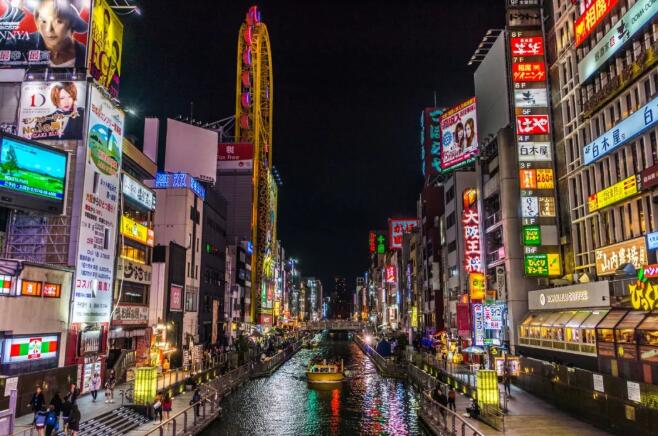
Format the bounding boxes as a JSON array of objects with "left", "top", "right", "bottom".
[{"left": 204, "top": 335, "right": 429, "bottom": 435}]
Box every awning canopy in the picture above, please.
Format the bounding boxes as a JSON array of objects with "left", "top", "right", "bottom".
[
  {"left": 616, "top": 311, "right": 648, "bottom": 330},
  {"left": 638, "top": 311, "right": 658, "bottom": 331},
  {"left": 551, "top": 311, "right": 576, "bottom": 327},
  {"left": 579, "top": 310, "right": 608, "bottom": 329},
  {"left": 522, "top": 309, "right": 609, "bottom": 330},
  {"left": 596, "top": 310, "right": 628, "bottom": 330},
  {"left": 565, "top": 311, "right": 592, "bottom": 328}
]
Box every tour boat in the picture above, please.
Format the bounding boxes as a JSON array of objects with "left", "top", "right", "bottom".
[{"left": 306, "top": 359, "right": 344, "bottom": 384}]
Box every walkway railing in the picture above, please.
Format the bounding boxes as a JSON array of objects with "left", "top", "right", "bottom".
[
  {"left": 300, "top": 320, "right": 367, "bottom": 330},
  {"left": 353, "top": 335, "right": 405, "bottom": 378},
  {"left": 251, "top": 342, "right": 302, "bottom": 377},
  {"left": 419, "top": 391, "right": 485, "bottom": 436}
]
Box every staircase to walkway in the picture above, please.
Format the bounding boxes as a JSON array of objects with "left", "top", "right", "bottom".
[{"left": 56, "top": 406, "right": 149, "bottom": 436}]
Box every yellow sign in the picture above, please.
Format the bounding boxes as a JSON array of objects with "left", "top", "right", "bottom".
[
  {"left": 411, "top": 306, "right": 418, "bottom": 328},
  {"left": 588, "top": 175, "right": 638, "bottom": 213},
  {"left": 469, "top": 272, "right": 486, "bottom": 300},
  {"left": 629, "top": 280, "right": 658, "bottom": 310},
  {"left": 536, "top": 169, "right": 554, "bottom": 189},
  {"left": 121, "top": 216, "right": 153, "bottom": 247},
  {"left": 88, "top": 0, "right": 124, "bottom": 97},
  {"left": 477, "top": 370, "right": 500, "bottom": 407}
]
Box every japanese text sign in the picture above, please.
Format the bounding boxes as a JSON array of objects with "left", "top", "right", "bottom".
[
  {"left": 388, "top": 219, "right": 418, "bottom": 250},
  {"left": 588, "top": 175, "right": 639, "bottom": 213},
  {"left": 473, "top": 304, "right": 485, "bottom": 346},
  {"left": 595, "top": 237, "right": 647, "bottom": 276},
  {"left": 574, "top": 0, "right": 619, "bottom": 47},
  {"left": 440, "top": 97, "right": 479, "bottom": 172},
  {"left": 516, "top": 115, "right": 550, "bottom": 135},
  {"left": 462, "top": 189, "right": 482, "bottom": 273},
  {"left": 510, "top": 36, "right": 544, "bottom": 57},
  {"left": 524, "top": 253, "right": 561, "bottom": 277},
  {"left": 385, "top": 265, "right": 397, "bottom": 284},
  {"left": 512, "top": 62, "right": 546, "bottom": 82}
]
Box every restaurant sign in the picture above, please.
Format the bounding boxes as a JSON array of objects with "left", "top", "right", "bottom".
[
  {"left": 112, "top": 305, "right": 148, "bottom": 325},
  {"left": 595, "top": 237, "right": 647, "bottom": 276},
  {"left": 588, "top": 175, "right": 639, "bottom": 213},
  {"left": 647, "top": 231, "right": 658, "bottom": 251},
  {"left": 528, "top": 281, "right": 610, "bottom": 310},
  {"left": 642, "top": 164, "right": 658, "bottom": 190},
  {"left": 116, "top": 259, "right": 151, "bottom": 285}
]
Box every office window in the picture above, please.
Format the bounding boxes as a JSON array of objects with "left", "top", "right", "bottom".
[
  {"left": 447, "top": 212, "right": 456, "bottom": 229},
  {"left": 448, "top": 241, "right": 457, "bottom": 253},
  {"left": 185, "top": 290, "right": 198, "bottom": 312}
]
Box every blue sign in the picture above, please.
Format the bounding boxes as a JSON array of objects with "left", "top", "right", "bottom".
[
  {"left": 583, "top": 95, "right": 658, "bottom": 165},
  {"left": 154, "top": 171, "right": 206, "bottom": 200},
  {"left": 578, "top": 0, "right": 658, "bottom": 84},
  {"left": 647, "top": 231, "right": 658, "bottom": 250}
]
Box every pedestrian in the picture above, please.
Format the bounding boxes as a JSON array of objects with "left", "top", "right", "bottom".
[
  {"left": 44, "top": 405, "right": 59, "bottom": 436},
  {"left": 34, "top": 405, "right": 48, "bottom": 436},
  {"left": 503, "top": 368, "right": 512, "bottom": 396},
  {"left": 447, "top": 387, "right": 457, "bottom": 412},
  {"left": 152, "top": 392, "right": 163, "bottom": 425},
  {"left": 68, "top": 404, "right": 81, "bottom": 436},
  {"left": 104, "top": 369, "right": 116, "bottom": 403},
  {"left": 61, "top": 394, "right": 72, "bottom": 433},
  {"left": 90, "top": 372, "right": 101, "bottom": 402},
  {"left": 64, "top": 383, "right": 79, "bottom": 405},
  {"left": 190, "top": 388, "right": 201, "bottom": 417},
  {"left": 28, "top": 386, "right": 45, "bottom": 419},
  {"left": 49, "top": 392, "right": 62, "bottom": 430},
  {"left": 162, "top": 393, "right": 173, "bottom": 420}
]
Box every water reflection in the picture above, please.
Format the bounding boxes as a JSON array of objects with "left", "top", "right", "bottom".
[{"left": 204, "top": 338, "right": 428, "bottom": 435}]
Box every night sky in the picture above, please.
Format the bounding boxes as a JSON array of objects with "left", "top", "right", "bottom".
[{"left": 121, "top": 1, "right": 504, "bottom": 290}]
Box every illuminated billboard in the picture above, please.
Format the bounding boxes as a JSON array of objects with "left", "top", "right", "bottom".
[
  {"left": 512, "top": 62, "right": 546, "bottom": 83},
  {"left": 369, "top": 231, "right": 386, "bottom": 254},
  {"left": 18, "top": 81, "right": 87, "bottom": 141},
  {"left": 120, "top": 216, "right": 154, "bottom": 247},
  {"left": 462, "top": 188, "right": 482, "bottom": 273},
  {"left": 514, "top": 89, "right": 548, "bottom": 108},
  {"left": 524, "top": 253, "right": 561, "bottom": 277},
  {"left": 218, "top": 142, "right": 254, "bottom": 170},
  {"left": 578, "top": 0, "right": 658, "bottom": 83},
  {"left": 0, "top": 0, "right": 89, "bottom": 67},
  {"left": 385, "top": 265, "right": 396, "bottom": 284},
  {"left": 88, "top": 0, "right": 124, "bottom": 98},
  {"left": 420, "top": 108, "right": 442, "bottom": 179},
  {"left": 510, "top": 36, "right": 544, "bottom": 57},
  {"left": 71, "top": 84, "right": 123, "bottom": 324},
  {"left": 388, "top": 219, "right": 418, "bottom": 250},
  {"left": 588, "top": 175, "right": 639, "bottom": 213},
  {"left": 518, "top": 141, "right": 552, "bottom": 162},
  {"left": 440, "top": 97, "right": 478, "bottom": 172},
  {"left": 0, "top": 133, "right": 67, "bottom": 214},
  {"left": 595, "top": 237, "right": 647, "bottom": 276},
  {"left": 516, "top": 114, "right": 550, "bottom": 135},
  {"left": 574, "top": 0, "right": 618, "bottom": 47},
  {"left": 583, "top": 94, "right": 658, "bottom": 165}
]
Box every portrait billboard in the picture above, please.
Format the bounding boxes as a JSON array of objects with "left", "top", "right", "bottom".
[
  {"left": 0, "top": 133, "right": 67, "bottom": 214},
  {"left": 0, "top": 0, "right": 89, "bottom": 68},
  {"left": 88, "top": 0, "right": 123, "bottom": 98},
  {"left": 440, "top": 97, "right": 478, "bottom": 172},
  {"left": 18, "top": 81, "right": 87, "bottom": 141},
  {"left": 218, "top": 142, "right": 254, "bottom": 171},
  {"left": 71, "top": 84, "right": 123, "bottom": 324}
]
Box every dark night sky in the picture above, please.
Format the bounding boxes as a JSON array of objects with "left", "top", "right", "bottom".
[{"left": 121, "top": 1, "right": 504, "bottom": 290}]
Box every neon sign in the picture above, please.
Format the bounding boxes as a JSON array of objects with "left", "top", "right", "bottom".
[
  {"left": 462, "top": 189, "right": 482, "bottom": 273},
  {"left": 574, "top": 0, "right": 618, "bottom": 47}
]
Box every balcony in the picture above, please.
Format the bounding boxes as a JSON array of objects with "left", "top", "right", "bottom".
[
  {"left": 485, "top": 210, "right": 502, "bottom": 231},
  {"left": 486, "top": 246, "right": 506, "bottom": 267}
]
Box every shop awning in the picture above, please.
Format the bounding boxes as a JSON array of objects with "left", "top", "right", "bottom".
[
  {"left": 551, "top": 311, "right": 577, "bottom": 327},
  {"left": 521, "top": 313, "right": 538, "bottom": 326},
  {"left": 596, "top": 310, "right": 628, "bottom": 330},
  {"left": 579, "top": 310, "right": 609, "bottom": 329},
  {"left": 637, "top": 311, "right": 658, "bottom": 331},
  {"left": 565, "top": 311, "right": 592, "bottom": 328},
  {"left": 616, "top": 311, "right": 648, "bottom": 330}
]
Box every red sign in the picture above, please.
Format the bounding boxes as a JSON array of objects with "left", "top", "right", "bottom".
[
  {"left": 512, "top": 62, "right": 546, "bottom": 82},
  {"left": 516, "top": 115, "right": 550, "bottom": 135},
  {"left": 218, "top": 143, "right": 254, "bottom": 170},
  {"left": 643, "top": 264, "right": 658, "bottom": 279},
  {"left": 369, "top": 231, "right": 376, "bottom": 254},
  {"left": 388, "top": 219, "right": 418, "bottom": 250},
  {"left": 642, "top": 164, "right": 658, "bottom": 190},
  {"left": 385, "top": 265, "right": 396, "bottom": 284},
  {"left": 510, "top": 36, "right": 544, "bottom": 57},
  {"left": 259, "top": 314, "right": 273, "bottom": 326},
  {"left": 170, "top": 285, "right": 183, "bottom": 311},
  {"left": 457, "top": 303, "right": 471, "bottom": 337},
  {"left": 462, "top": 189, "right": 482, "bottom": 273},
  {"left": 574, "top": 0, "right": 618, "bottom": 47}
]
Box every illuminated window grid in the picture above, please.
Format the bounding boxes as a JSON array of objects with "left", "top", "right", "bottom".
[{"left": 0, "top": 275, "right": 13, "bottom": 295}]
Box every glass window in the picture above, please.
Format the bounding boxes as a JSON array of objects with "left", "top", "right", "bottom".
[
  {"left": 185, "top": 290, "right": 198, "bottom": 312},
  {"left": 614, "top": 311, "right": 647, "bottom": 344},
  {"left": 121, "top": 244, "right": 146, "bottom": 264},
  {"left": 118, "top": 282, "right": 148, "bottom": 305},
  {"left": 637, "top": 312, "right": 658, "bottom": 346}
]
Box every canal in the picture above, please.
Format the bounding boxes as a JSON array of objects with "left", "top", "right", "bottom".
[{"left": 203, "top": 335, "right": 429, "bottom": 435}]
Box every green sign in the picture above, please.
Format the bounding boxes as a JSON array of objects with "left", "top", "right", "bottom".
[
  {"left": 523, "top": 225, "right": 541, "bottom": 246},
  {"left": 525, "top": 254, "right": 548, "bottom": 277},
  {"left": 376, "top": 235, "right": 386, "bottom": 254}
]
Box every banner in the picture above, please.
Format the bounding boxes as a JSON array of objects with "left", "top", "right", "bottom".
[
  {"left": 71, "top": 84, "right": 123, "bottom": 324},
  {"left": 88, "top": 0, "right": 124, "bottom": 97},
  {"left": 18, "top": 81, "right": 87, "bottom": 140},
  {"left": 0, "top": 0, "right": 89, "bottom": 67},
  {"left": 440, "top": 97, "right": 478, "bottom": 172}
]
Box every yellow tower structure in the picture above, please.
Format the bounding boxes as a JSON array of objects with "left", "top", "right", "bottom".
[{"left": 235, "top": 6, "right": 276, "bottom": 325}]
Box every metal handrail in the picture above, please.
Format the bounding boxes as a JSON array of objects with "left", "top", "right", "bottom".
[{"left": 420, "top": 391, "right": 485, "bottom": 436}]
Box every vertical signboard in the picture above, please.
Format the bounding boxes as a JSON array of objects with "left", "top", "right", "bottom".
[
  {"left": 88, "top": 0, "right": 124, "bottom": 98},
  {"left": 420, "top": 108, "right": 443, "bottom": 180},
  {"left": 507, "top": 4, "right": 561, "bottom": 277},
  {"left": 71, "top": 85, "right": 123, "bottom": 324},
  {"left": 388, "top": 219, "right": 418, "bottom": 250},
  {"left": 473, "top": 303, "right": 485, "bottom": 346},
  {"left": 462, "top": 189, "right": 482, "bottom": 273},
  {"left": 440, "top": 98, "right": 479, "bottom": 172}
]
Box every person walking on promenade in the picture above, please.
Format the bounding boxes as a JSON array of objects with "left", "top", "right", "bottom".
[
  {"left": 162, "top": 393, "right": 173, "bottom": 420},
  {"left": 44, "top": 405, "right": 59, "bottom": 436},
  {"left": 64, "top": 383, "right": 79, "bottom": 405},
  {"left": 49, "top": 392, "right": 62, "bottom": 430},
  {"left": 447, "top": 387, "right": 457, "bottom": 412},
  {"left": 104, "top": 370, "right": 116, "bottom": 403},
  {"left": 503, "top": 368, "right": 512, "bottom": 397},
  {"left": 28, "top": 386, "right": 45, "bottom": 419},
  {"left": 191, "top": 388, "right": 202, "bottom": 417},
  {"left": 152, "top": 392, "right": 163, "bottom": 425},
  {"left": 90, "top": 372, "right": 101, "bottom": 402},
  {"left": 33, "top": 405, "right": 48, "bottom": 436},
  {"left": 68, "top": 404, "right": 81, "bottom": 436}
]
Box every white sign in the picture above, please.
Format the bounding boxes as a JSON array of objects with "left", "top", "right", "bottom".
[
  {"left": 647, "top": 231, "right": 658, "bottom": 251},
  {"left": 518, "top": 142, "right": 552, "bottom": 162},
  {"left": 112, "top": 305, "right": 149, "bottom": 325},
  {"left": 627, "top": 381, "right": 641, "bottom": 403},
  {"left": 116, "top": 259, "right": 152, "bottom": 285},
  {"left": 483, "top": 304, "right": 504, "bottom": 330},
  {"left": 521, "top": 196, "right": 539, "bottom": 217},
  {"left": 578, "top": 0, "right": 658, "bottom": 84},
  {"left": 514, "top": 89, "right": 548, "bottom": 108},
  {"left": 473, "top": 303, "right": 485, "bottom": 346},
  {"left": 528, "top": 281, "right": 610, "bottom": 310},
  {"left": 3, "top": 377, "right": 18, "bottom": 396},
  {"left": 583, "top": 95, "right": 658, "bottom": 165},
  {"left": 122, "top": 173, "right": 156, "bottom": 211},
  {"left": 593, "top": 374, "right": 604, "bottom": 393},
  {"left": 71, "top": 85, "right": 124, "bottom": 324}
]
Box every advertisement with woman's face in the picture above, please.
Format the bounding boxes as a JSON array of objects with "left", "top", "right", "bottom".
[
  {"left": 0, "top": 0, "right": 89, "bottom": 67},
  {"left": 439, "top": 97, "right": 479, "bottom": 172},
  {"left": 88, "top": 0, "right": 123, "bottom": 98},
  {"left": 18, "top": 81, "right": 87, "bottom": 140}
]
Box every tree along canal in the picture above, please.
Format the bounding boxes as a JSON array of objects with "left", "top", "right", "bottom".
[{"left": 203, "top": 336, "right": 429, "bottom": 435}]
